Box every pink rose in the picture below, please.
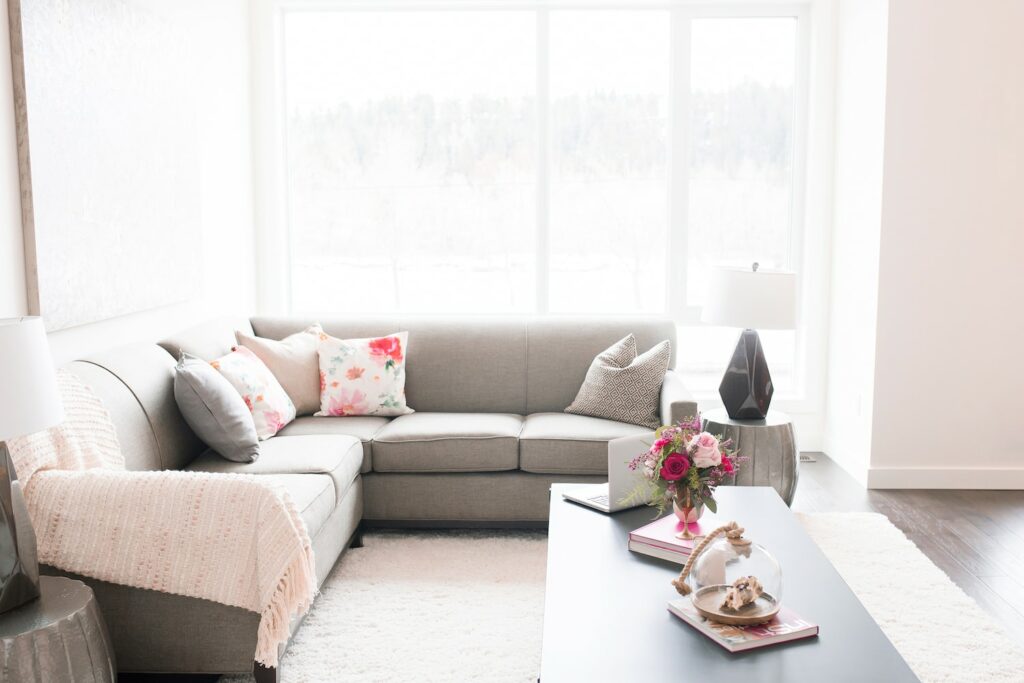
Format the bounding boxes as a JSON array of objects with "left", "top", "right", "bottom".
[
  {"left": 652, "top": 436, "right": 671, "bottom": 451},
  {"left": 722, "top": 456, "right": 735, "bottom": 474},
  {"left": 660, "top": 453, "right": 690, "bottom": 482},
  {"left": 368, "top": 336, "right": 404, "bottom": 364},
  {"left": 689, "top": 432, "right": 722, "bottom": 468}
]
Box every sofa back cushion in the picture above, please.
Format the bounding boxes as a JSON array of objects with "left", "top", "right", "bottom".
[
  {"left": 251, "top": 316, "right": 675, "bottom": 415},
  {"left": 252, "top": 317, "right": 528, "bottom": 414},
  {"left": 525, "top": 318, "right": 676, "bottom": 414},
  {"left": 157, "top": 316, "right": 255, "bottom": 362},
  {"left": 63, "top": 344, "right": 205, "bottom": 471}
]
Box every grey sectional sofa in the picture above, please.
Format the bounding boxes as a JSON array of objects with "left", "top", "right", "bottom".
[{"left": 45, "top": 316, "right": 695, "bottom": 680}]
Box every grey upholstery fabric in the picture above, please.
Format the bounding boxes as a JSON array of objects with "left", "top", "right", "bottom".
[
  {"left": 372, "top": 412, "right": 523, "bottom": 472},
  {"left": 277, "top": 416, "right": 388, "bottom": 473},
  {"left": 308, "top": 475, "right": 363, "bottom": 584},
  {"left": 252, "top": 316, "right": 677, "bottom": 416},
  {"left": 518, "top": 412, "right": 653, "bottom": 475},
  {"left": 252, "top": 316, "right": 529, "bottom": 414},
  {"left": 41, "top": 566, "right": 261, "bottom": 674},
  {"left": 157, "top": 316, "right": 255, "bottom": 362},
  {"left": 271, "top": 473, "right": 336, "bottom": 536},
  {"left": 39, "top": 477, "right": 364, "bottom": 674},
  {"left": 363, "top": 471, "right": 603, "bottom": 523},
  {"left": 174, "top": 354, "right": 260, "bottom": 463},
  {"left": 660, "top": 369, "right": 699, "bottom": 426},
  {"left": 75, "top": 344, "right": 205, "bottom": 471},
  {"left": 252, "top": 316, "right": 403, "bottom": 344},
  {"left": 64, "top": 361, "right": 164, "bottom": 472},
  {"left": 186, "top": 434, "right": 363, "bottom": 506},
  {"left": 525, "top": 318, "right": 677, "bottom": 413},
  {"left": 565, "top": 334, "right": 672, "bottom": 428}
]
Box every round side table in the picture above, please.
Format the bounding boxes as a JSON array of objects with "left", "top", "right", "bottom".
[
  {"left": 0, "top": 575, "right": 116, "bottom": 682},
  {"left": 702, "top": 409, "right": 799, "bottom": 506}
]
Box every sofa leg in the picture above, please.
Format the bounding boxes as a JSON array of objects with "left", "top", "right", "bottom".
[
  {"left": 349, "top": 526, "right": 364, "bottom": 549},
  {"left": 254, "top": 661, "right": 280, "bottom": 683}
]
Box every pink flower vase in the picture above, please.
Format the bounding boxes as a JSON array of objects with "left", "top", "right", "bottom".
[{"left": 673, "top": 489, "right": 704, "bottom": 540}]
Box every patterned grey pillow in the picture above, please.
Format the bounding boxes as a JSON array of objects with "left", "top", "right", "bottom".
[{"left": 565, "top": 334, "right": 672, "bottom": 428}]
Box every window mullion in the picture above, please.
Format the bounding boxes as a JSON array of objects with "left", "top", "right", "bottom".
[
  {"left": 667, "top": 7, "right": 692, "bottom": 320},
  {"left": 535, "top": 8, "right": 550, "bottom": 315}
]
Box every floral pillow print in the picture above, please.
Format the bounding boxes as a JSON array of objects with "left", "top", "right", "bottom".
[
  {"left": 315, "top": 331, "right": 414, "bottom": 417},
  {"left": 211, "top": 345, "right": 296, "bottom": 439}
]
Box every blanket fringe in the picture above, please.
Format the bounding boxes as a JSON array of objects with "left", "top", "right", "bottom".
[{"left": 255, "top": 544, "right": 319, "bottom": 668}]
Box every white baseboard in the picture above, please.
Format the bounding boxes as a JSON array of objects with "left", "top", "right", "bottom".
[{"left": 867, "top": 467, "right": 1024, "bottom": 490}]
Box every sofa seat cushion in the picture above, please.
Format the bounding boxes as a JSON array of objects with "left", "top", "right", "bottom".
[
  {"left": 276, "top": 416, "right": 389, "bottom": 473},
  {"left": 186, "top": 434, "right": 363, "bottom": 504},
  {"left": 518, "top": 412, "right": 652, "bottom": 475},
  {"left": 263, "top": 473, "right": 336, "bottom": 538},
  {"left": 372, "top": 412, "right": 524, "bottom": 473}
]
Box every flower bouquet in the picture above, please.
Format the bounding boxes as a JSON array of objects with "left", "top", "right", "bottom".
[{"left": 626, "top": 414, "right": 740, "bottom": 540}]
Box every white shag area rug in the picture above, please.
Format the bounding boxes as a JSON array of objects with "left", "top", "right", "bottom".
[
  {"left": 225, "top": 515, "right": 1024, "bottom": 683},
  {"left": 798, "top": 512, "right": 1024, "bottom": 683},
  {"left": 226, "top": 531, "right": 548, "bottom": 683}
]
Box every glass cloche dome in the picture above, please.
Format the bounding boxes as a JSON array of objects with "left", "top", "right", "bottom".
[{"left": 680, "top": 525, "right": 783, "bottom": 625}]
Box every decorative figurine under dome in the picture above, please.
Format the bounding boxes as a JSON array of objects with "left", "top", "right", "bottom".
[{"left": 671, "top": 521, "right": 782, "bottom": 626}]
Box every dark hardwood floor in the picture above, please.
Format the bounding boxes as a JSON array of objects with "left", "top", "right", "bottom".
[{"left": 793, "top": 452, "right": 1024, "bottom": 646}]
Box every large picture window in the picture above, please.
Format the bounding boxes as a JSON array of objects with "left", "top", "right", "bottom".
[{"left": 273, "top": 2, "right": 808, "bottom": 393}]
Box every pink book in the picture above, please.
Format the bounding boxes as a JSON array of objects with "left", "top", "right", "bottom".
[
  {"left": 668, "top": 599, "right": 819, "bottom": 652},
  {"left": 628, "top": 514, "right": 716, "bottom": 564}
]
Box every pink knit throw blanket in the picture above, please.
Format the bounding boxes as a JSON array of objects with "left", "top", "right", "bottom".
[{"left": 7, "top": 370, "right": 317, "bottom": 668}]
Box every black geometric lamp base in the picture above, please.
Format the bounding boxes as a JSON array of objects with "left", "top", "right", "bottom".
[
  {"left": 719, "top": 328, "right": 774, "bottom": 420},
  {"left": 0, "top": 441, "right": 40, "bottom": 614}
]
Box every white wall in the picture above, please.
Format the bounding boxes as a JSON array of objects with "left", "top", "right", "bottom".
[
  {"left": 0, "top": 0, "right": 256, "bottom": 364},
  {"left": 822, "top": 0, "right": 888, "bottom": 484},
  {"left": 867, "top": 0, "right": 1024, "bottom": 487}
]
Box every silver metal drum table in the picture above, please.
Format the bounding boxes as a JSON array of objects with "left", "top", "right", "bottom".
[
  {"left": 703, "top": 409, "right": 799, "bottom": 506},
  {"left": 0, "top": 575, "right": 116, "bottom": 682}
]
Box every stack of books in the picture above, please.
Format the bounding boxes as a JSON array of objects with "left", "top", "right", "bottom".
[
  {"left": 627, "top": 514, "right": 714, "bottom": 564},
  {"left": 668, "top": 599, "right": 819, "bottom": 651}
]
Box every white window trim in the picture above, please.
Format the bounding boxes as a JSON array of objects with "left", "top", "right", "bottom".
[{"left": 248, "top": 0, "right": 835, "bottom": 437}]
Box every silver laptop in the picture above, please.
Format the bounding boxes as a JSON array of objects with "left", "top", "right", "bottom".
[{"left": 562, "top": 433, "right": 656, "bottom": 513}]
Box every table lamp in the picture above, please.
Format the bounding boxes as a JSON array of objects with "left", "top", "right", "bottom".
[
  {"left": 701, "top": 264, "right": 796, "bottom": 420},
  {"left": 0, "top": 317, "right": 63, "bottom": 613}
]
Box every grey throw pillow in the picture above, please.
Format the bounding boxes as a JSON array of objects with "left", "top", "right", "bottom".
[
  {"left": 565, "top": 334, "right": 671, "bottom": 429},
  {"left": 174, "top": 353, "right": 260, "bottom": 463}
]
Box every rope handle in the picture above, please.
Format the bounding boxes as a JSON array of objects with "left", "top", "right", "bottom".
[{"left": 671, "top": 521, "right": 749, "bottom": 596}]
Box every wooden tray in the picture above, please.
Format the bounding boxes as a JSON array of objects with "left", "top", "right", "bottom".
[{"left": 692, "top": 585, "right": 780, "bottom": 626}]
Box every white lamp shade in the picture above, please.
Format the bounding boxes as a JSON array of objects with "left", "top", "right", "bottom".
[
  {"left": 701, "top": 265, "right": 797, "bottom": 330},
  {"left": 0, "top": 317, "right": 63, "bottom": 441}
]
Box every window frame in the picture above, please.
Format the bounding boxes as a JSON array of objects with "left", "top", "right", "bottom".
[{"left": 250, "top": 0, "right": 824, "bottom": 412}]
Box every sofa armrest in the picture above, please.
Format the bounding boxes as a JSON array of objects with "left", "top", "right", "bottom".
[{"left": 660, "top": 370, "right": 699, "bottom": 427}]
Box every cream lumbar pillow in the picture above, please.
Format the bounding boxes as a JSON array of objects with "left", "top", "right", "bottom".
[
  {"left": 565, "top": 334, "right": 672, "bottom": 429},
  {"left": 315, "top": 331, "right": 414, "bottom": 417},
  {"left": 236, "top": 324, "right": 322, "bottom": 416},
  {"left": 211, "top": 345, "right": 297, "bottom": 439}
]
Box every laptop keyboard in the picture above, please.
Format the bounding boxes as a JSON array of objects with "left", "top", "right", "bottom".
[{"left": 589, "top": 494, "right": 609, "bottom": 507}]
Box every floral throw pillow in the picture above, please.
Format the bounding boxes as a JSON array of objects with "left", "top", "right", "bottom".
[
  {"left": 315, "top": 331, "right": 413, "bottom": 417},
  {"left": 211, "top": 345, "right": 296, "bottom": 439}
]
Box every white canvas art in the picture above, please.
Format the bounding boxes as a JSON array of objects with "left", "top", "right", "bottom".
[{"left": 9, "top": 0, "right": 202, "bottom": 330}]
